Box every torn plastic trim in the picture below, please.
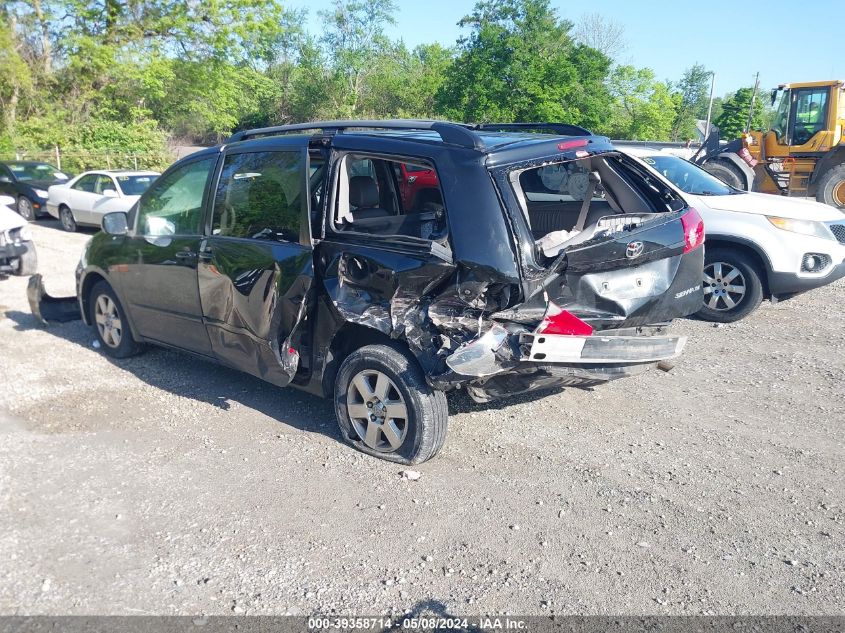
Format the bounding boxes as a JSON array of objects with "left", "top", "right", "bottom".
[
  {"left": 523, "top": 332, "right": 686, "bottom": 364},
  {"left": 27, "top": 274, "right": 82, "bottom": 325}
]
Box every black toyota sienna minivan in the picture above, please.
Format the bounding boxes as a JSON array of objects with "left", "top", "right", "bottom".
[{"left": 40, "top": 120, "right": 705, "bottom": 463}]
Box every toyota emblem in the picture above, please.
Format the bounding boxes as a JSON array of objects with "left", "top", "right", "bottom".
[{"left": 626, "top": 241, "right": 644, "bottom": 259}]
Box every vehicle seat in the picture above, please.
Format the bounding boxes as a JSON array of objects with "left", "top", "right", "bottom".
[{"left": 349, "top": 176, "right": 390, "bottom": 221}]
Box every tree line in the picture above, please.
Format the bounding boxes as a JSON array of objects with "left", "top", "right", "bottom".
[{"left": 0, "top": 0, "right": 767, "bottom": 170}]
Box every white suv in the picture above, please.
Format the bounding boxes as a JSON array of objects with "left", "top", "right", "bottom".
[{"left": 621, "top": 146, "right": 845, "bottom": 322}]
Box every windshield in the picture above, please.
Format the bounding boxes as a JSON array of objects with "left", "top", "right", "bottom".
[
  {"left": 8, "top": 162, "right": 67, "bottom": 182},
  {"left": 641, "top": 154, "right": 734, "bottom": 196},
  {"left": 116, "top": 174, "right": 157, "bottom": 196}
]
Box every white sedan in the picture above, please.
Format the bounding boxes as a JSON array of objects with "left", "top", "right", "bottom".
[{"left": 47, "top": 170, "right": 159, "bottom": 232}]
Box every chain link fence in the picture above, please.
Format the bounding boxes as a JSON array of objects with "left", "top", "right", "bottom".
[{"left": 0, "top": 147, "right": 176, "bottom": 174}]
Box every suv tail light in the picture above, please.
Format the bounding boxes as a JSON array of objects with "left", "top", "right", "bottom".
[
  {"left": 681, "top": 208, "right": 705, "bottom": 253},
  {"left": 537, "top": 302, "right": 594, "bottom": 336}
]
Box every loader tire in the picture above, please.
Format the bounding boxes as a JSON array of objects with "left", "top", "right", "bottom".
[
  {"left": 704, "top": 159, "right": 746, "bottom": 191},
  {"left": 815, "top": 164, "right": 845, "bottom": 209}
]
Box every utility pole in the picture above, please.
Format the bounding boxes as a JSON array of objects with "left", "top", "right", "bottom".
[
  {"left": 745, "top": 72, "right": 760, "bottom": 133},
  {"left": 703, "top": 71, "right": 716, "bottom": 143}
]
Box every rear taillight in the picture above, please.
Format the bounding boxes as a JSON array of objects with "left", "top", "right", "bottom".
[
  {"left": 681, "top": 207, "right": 705, "bottom": 253},
  {"left": 537, "top": 302, "right": 593, "bottom": 336}
]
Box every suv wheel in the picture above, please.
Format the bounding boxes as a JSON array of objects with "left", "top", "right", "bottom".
[
  {"left": 89, "top": 281, "right": 143, "bottom": 358},
  {"left": 59, "top": 206, "right": 78, "bottom": 232},
  {"left": 17, "top": 196, "right": 35, "bottom": 221},
  {"left": 696, "top": 248, "right": 764, "bottom": 323},
  {"left": 334, "top": 343, "right": 448, "bottom": 464}
]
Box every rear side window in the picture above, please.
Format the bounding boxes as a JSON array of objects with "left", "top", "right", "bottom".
[
  {"left": 331, "top": 154, "right": 447, "bottom": 241},
  {"left": 212, "top": 151, "right": 304, "bottom": 242}
]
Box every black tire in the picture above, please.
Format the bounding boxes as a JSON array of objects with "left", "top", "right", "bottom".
[
  {"left": 334, "top": 343, "right": 448, "bottom": 464},
  {"left": 815, "top": 164, "right": 845, "bottom": 209},
  {"left": 88, "top": 280, "right": 143, "bottom": 358},
  {"left": 696, "top": 248, "right": 764, "bottom": 323},
  {"left": 14, "top": 245, "right": 37, "bottom": 276},
  {"left": 703, "top": 159, "right": 746, "bottom": 190},
  {"left": 17, "top": 196, "right": 35, "bottom": 221},
  {"left": 59, "top": 205, "right": 78, "bottom": 232}
]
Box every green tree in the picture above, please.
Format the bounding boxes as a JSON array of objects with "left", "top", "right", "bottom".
[
  {"left": 435, "top": 0, "right": 612, "bottom": 126},
  {"left": 714, "top": 87, "right": 765, "bottom": 139},
  {"left": 318, "top": 0, "right": 398, "bottom": 117},
  {"left": 605, "top": 65, "right": 677, "bottom": 141},
  {"left": 671, "top": 63, "right": 711, "bottom": 141}
]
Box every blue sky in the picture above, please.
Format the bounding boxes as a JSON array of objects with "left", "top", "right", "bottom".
[{"left": 291, "top": 0, "right": 843, "bottom": 96}]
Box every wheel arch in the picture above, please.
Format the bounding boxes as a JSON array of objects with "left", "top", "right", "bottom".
[
  {"left": 79, "top": 269, "right": 140, "bottom": 338},
  {"left": 321, "top": 322, "right": 416, "bottom": 399},
  {"left": 705, "top": 235, "right": 773, "bottom": 297},
  {"left": 810, "top": 148, "right": 845, "bottom": 184}
]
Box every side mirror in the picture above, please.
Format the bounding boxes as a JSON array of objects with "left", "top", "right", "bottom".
[
  {"left": 0, "top": 176, "right": 11, "bottom": 183},
  {"left": 103, "top": 188, "right": 119, "bottom": 198},
  {"left": 102, "top": 211, "right": 129, "bottom": 236}
]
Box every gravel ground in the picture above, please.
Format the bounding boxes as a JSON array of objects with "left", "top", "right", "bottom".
[{"left": 0, "top": 220, "right": 843, "bottom": 616}]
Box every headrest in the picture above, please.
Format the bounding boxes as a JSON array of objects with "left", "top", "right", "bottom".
[{"left": 349, "top": 176, "right": 379, "bottom": 208}]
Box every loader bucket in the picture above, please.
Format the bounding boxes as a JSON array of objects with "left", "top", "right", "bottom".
[{"left": 27, "top": 274, "right": 81, "bottom": 325}]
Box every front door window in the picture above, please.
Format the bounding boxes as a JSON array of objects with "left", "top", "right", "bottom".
[{"left": 135, "top": 158, "right": 215, "bottom": 237}]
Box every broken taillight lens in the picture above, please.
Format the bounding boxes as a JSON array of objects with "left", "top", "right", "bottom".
[
  {"left": 681, "top": 207, "right": 705, "bottom": 253},
  {"left": 537, "top": 302, "right": 594, "bottom": 336}
]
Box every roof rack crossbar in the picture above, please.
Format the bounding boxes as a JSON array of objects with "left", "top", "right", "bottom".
[{"left": 227, "top": 120, "right": 485, "bottom": 150}]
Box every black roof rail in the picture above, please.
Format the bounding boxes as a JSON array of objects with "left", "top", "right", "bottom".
[
  {"left": 475, "top": 122, "right": 594, "bottom": 136},
  {"left": 226, "top": 119, "right": 485, "bottom": 150}
]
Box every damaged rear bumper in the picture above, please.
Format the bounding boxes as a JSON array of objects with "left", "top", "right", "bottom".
[{"left": 442, "top": 325, "right": 685, "bottom": 402}]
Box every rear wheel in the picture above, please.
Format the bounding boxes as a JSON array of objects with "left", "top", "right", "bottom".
[
  {"left": 17, "top": 196, "right": 35, "bottom": 221},
  {"left": 703, "top": 159, "right": 746, "bottom": 190},
  {"left": 815, "top": 164, "right": 845, "bottom": 209},
  {"left": 59, "top": 205, "right": 77, "bottom": 232},
  {"left": 696, "top": 248, "right": 764, "bottom": 323},
  {"left": 334, "top": 343, "right": 448, "bottom": 464},
  {"left": 89, "top": 281, "right": 143, "bottom": 358}
]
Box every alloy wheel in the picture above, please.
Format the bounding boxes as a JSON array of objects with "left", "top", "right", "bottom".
[
  {"left": 703, "top": 261, "right": 746, "bottom": 311},
  {"left": 18, "top": 198, "right": 34, "bottom": 221},
  {"left": 94, "top": 294, "right": 123, "bottom": 348},
  {"left": 346, "top": 369, "right": 408, "bottom": 453}
]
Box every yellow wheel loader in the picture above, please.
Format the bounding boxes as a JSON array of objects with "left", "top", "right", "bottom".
[{"left": 699, "top": 80, "right": 845, "bottom": 209}]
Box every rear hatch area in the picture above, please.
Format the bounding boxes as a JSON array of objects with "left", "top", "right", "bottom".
[{"left": 443, "top": 146, "right": 704, "bottom": 400}]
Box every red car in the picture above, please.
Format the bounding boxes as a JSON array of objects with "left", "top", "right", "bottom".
[{"left": 397, "top": 162, "right": 442, "bottom": 211}]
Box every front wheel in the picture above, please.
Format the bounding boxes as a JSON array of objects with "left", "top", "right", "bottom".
[
  {"left": 59, "top": 206, "right": 78, "bottom": 232},
  {"left": 17, "top": 196, "right": 35, "bottom": 221},
  {"left": 334, "top": 343, "right": 448, "bottom": 464},
  {"left": 696, "top": 248, "right": 764, "bottom": 323},
  {"left": 89, "top": 280, "right": 143, "bottom": 358}
]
